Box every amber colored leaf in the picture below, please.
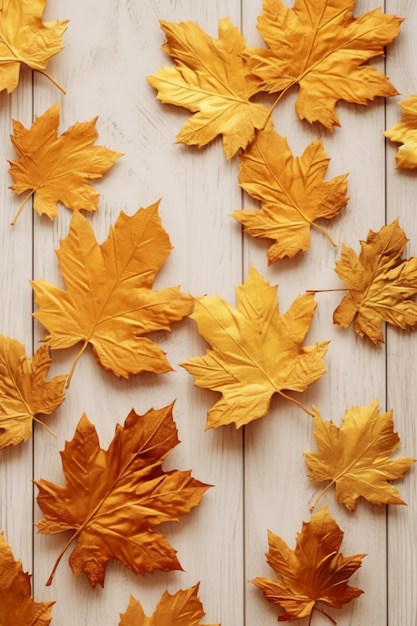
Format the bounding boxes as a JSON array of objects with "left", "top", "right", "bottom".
[
  {"left": 251, "top": 506, "right": 365, "bottom": 623},
  {"left": 9, "top": 104, "right": 123, "bottom": 224},
  {"left": 147, "top": 18, "right": 269, "bottom": 159},
  {"left": 0, "top": 0, "right": 68, "bottom": 94},
  {"left": 0, "top": 335, "right": 66, "bottom": 448},
  {"left": 31, "top": 202, "right": 193, "bottom": 386},
  {"left": 305, "top": 399, "right": 415, "bottom": 512},
  {"left": 232, "top": 128, "right": 348, "bottom": 262},
  {"left": 0, "top": 532, "right": 54, "bottom": 625},
  {"left": 333, "top": 219, "right": 417, "bottom": 343},
  {"left": 181, "top": 266, "right": 328, "bottom": 429},
  {"left": 35, "top": 404, "right": 210, "bottom": 588},
  {"left": 245, "top": 0, "right": 402, "bottom": 128},
  {"left": 119, "top": 584, "right": 219, "bottom": 626},
  {"left": 385, "top": 95, "right": 417, "bottom": 169}
]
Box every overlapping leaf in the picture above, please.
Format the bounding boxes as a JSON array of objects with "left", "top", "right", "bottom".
[{"left": 385, "top": 95, "right": 417, "bottom": 168}]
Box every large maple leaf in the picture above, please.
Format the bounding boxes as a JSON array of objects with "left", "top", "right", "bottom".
[
  {"left": 0, "top": 0, "right": 68, "bottom": 94},
  {"left": 232, "top": 127, "right": 348, "bottom": 262},
  {"left": 31, "top": 202, "right": 193, "bottom": 385},
  {"left": 333, "top": 219, "right": 417, "bottom": 343},
  {"left": 0, "top": 531, "right": 54, "bottom": 625},
  {"left": 245, "top": 0, "right": 402, "bottom": 128},
  {"left": 182, "top": 266, "right": 328, "bottom": 429},
  {"left": 0, "top": 335, "right": 66, "bottom": 448},
  {"left": 35, "top": 404, "right": 210, "bottom": 588},
  {"left": 147, "top": 18, "right": 269, "bottom": 159},
  {"left": 305, "top": 399, "right": 415, "bottom": 512},
  {"left": 119, "top": 584, "right": 219, "bottom": 626},
  {"left": 251, "top": 506, "right": 365, "bottom": 623},
  {"left": 9, "top": 104, "right": 123, "bottom": 224},
  {"left": 385, "top": 95, "right": 417, "bottom": 169}
]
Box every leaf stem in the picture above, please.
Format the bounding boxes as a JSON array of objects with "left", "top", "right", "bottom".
[
  {"left": 314, "top": 605, "right": 337, "bottom": 625},
  {"left": 35, "top": 68, "right": 66, "bottom": 94},
  {"left": 306, "top": 288, "right": 348, "bottom": 294},
  {"left": 277, "top": 390, "right": 314, "bottom": 416},
  {"left": 10, "top": 189, "right": 35, "bottom": 225},
  {"left": 261, "top": 84, "right": 293, "bottom": 129},
  {"left": 311, "top": 222, "right": 337, "bottom": 247},
  {"left": 33, "top": 415, "right": 57, "bottom": 438},
  {"left": 309, "top": 481, "right": 335, "bottom": 511},
  {"left": 65, "top": 340, "right": 89, "bottom": 388},
  {"left": 45, "top": 531, "right": 80, "bottom": 586}
]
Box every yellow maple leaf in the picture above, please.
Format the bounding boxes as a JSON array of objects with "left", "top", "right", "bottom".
[
  {"left": 9, "top": 104, "right": 123, "bottom": 224},
  {"left": 385, "top": 95, "right": 417, "bottom": 169},
  {"left": 0, "top": 0, "right": 68, "bottom": 94},
  {"left": 0, "top": 335, "right": 66, "bottom": 448},
  {"left": 232, "top": 127, "right": 348, "bottom": 262},
  {"left": 31, "top": 202, "right": 193, "bottom": 386},
  {"left": 147, "top": 18, "right": 269, "bottom": 159},
  {"left": 119, "top": 584, "right": 219, "bottom": 626},
  {"left": 333, "top": 219, "right": 417, "bottom": 343},
  {"left": 245, "top": 0, "right": 402, "bottom": 128},
  {"left": 182, "top": 266, "right": 328, "bottom": 429}
]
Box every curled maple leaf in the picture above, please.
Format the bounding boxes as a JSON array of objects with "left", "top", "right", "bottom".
[
  {"left": 385, "top": 95, "right": 417, "bottom": 169},
  {"left": 251, "top": 506, "right": 365, "bottom": 623},
  {"left": 35, "top": 404, "right": 210, "bottom": 588}
]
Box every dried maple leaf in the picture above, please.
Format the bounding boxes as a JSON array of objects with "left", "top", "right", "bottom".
[
  {"left": 305, "top": 399, "right": 415, "bottom": 512},
  {"left": 9, "top": 104, "right": 123, "bottom": 224},
  {"left": 244, "top": 0, "right": 402, "bottom": 128},
  {"left": 333, "top": 219, "right": 417, "bottom": 343},
  {"left": 31, "top": 202, "right": 193, "bottom": 386},
  {"left": 147, "top": 18, "right": 269, "bottom": 159},
  {"left": 232, "top": 128, "right": 348, "bottom": 262},
  {"left": 385, "top": 95, "right": 417, "bottom": 169},
  {"left": 119, "top": 584, "right": 219, "bottom": 626},
  {"left": 0, "top": 335, "right": 66, "bottom": 448},
  {"left": 0, "top": 531, "right": 54, "bottom": 625},
  {"left": 181, "top": 266, "right": 328, "bottom": 429},
  {"left": 251, "top": 506, "right": 365, "bottom": 623},
  {"left": 0, "top": 0, "right": 68, "bottom": 95},
  {"left": 35, "top": 404, "right": 210, "bottom": 588}
]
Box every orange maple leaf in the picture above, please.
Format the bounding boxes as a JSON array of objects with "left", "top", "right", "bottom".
[
  {"left": 232, "top": 127, "right": 348, "bottom": 262},
  {"left": 333, "top": 219, "right": 417, "bottom": 343},
  {"left": 119, "top": 584, "right": 220, "bottom": 626},
  {"left": 305, "top": 399, "right": 415, "bottom": 512},
  {"left": 147, "top": 18, "right": 269, "bottom": 159},
  {"left": 385, "top": 95, "right": 417, "bottom": 169},
  {"left": 251, "top": 506, "right": 365, "bottom": 623},
  {"left": 9, "top": 104, "right": 123, "bottom": 224},
  {"left": 35, "top": 404, "right": 210, "bottom": 588},
  {"left": 31, "top": 202, "right": 193, "bottom": 386},
  {"left": 0, "top": 532, "right": 54, "bottom": 625},
  {"left": 182, "top": 266, "right": 328, "bottom": 429},
  {"left": 244, "top": 0, "right": 402, "bottom": 128},
  {"left": 0, "top": 335, "right": 66, "bottom": 448}
]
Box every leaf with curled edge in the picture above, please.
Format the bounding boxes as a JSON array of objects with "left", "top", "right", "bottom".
[{"left": 385, "top": 95, "right": 417, "bottom": 169}]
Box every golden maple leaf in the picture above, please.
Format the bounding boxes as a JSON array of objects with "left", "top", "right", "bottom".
[
  {"left": 251, "top": 506, "right": 365, "bottom": 623},
  {"left": 119, "top": 584, "right": 219, "bottom": 626},
  {"left": 35, "top": 404, "right": 210, "bottom": 588},
  {"left": 0, "top": 531, "right": 54, "bottom": 625},
  {"left": 232, "top": 127, "right": 348, "bottom": 262},
  {"left": 0, "top": 0, "right": 68, "bottom": 94},
  {"left": 244, "top": 0, "right": 402, "bottom": 128},
  {"left": 9, "top": 104, "right": 123, "bottom": 224},
  {"left": 0, "top": 335, "right": 66, "bottom": 448},
  {"left": 385, "top": 95, "right": 417, "bottom": 169},
  {"left": 305, "top": 399, "right": 415, "bottom": 512},
  {"left": 147, "top": 18, "right": 269, "bottom": 159},
  {"left": 31, "top": 202, "right": 193, "bottom": 386},
  {"left": 333, "top": 219, "right": 417, "bottom": 343},
  {"left": 181, "top": 266, "right": 329, "bottom": 429}
]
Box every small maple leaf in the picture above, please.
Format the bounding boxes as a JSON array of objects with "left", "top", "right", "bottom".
[
  {"left": 251, "top": 506, "right": 365, "bottom": 623},
  {"left": 31, "top": 202, "right": 193, "bottom": 386},
  {"left": 333, "top": 219, "right": 417, "bottom": 343},
  {"left": 232, "top": 127, "right": 348, "bottom": 262},
  {"left": 35, "top": 404, "right": 210, "bottom": 588},
  {"left": 181, "top": 266, "right": 329, "bottom": 429},
  {"left": 385, "top": 95, "right": 417, "bottom": 169},
  {"left": 0, "top": 335, "right": 66, "bottom": 448},
  {"left": 0, "top": 0, "right": 68, "bottom": 94},
  {"left": 244, "top": 0, "right": 402, "bottom": 128},
  {"left": 119, "top": 584, "right": 220, "bottom": 626},
  {"left": 305, "top": 400, "right": 415, "bottom": 512},
  {"left": 0, "top": 531, "right": 54, "bottom": 625},
  {"left": 147, "top": 18, "right": 269, "bottom": 159},
  {"left": 9, "top": 104, "right": 123, "bottom": 224}
]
